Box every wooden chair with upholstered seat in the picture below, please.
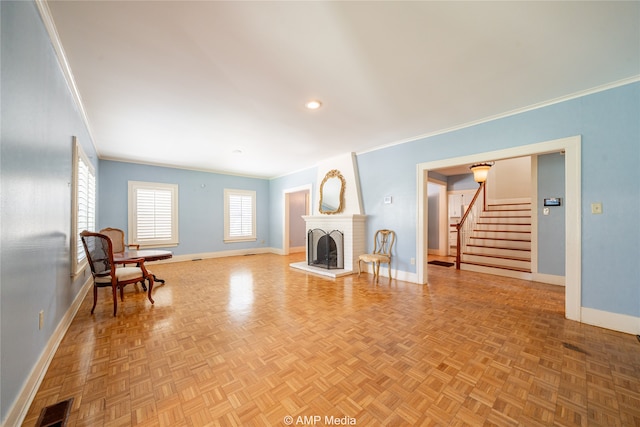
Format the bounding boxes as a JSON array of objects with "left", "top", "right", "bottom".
[
  {"left": 358, "top": 229, "right": 396, "bottom": 282},
  {"left": 100, "top": 227, "right": 150, "bottom": 290},
  {"left": 99, "top": 227, "right": 139, "bottom": 253},
  {"left": 80, "top": 230, "right": 154, "bottom": 316}
]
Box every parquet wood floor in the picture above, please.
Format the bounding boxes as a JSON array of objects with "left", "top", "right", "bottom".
[{"left": 23, "top": 254, "right": 640, "bottom": 426}]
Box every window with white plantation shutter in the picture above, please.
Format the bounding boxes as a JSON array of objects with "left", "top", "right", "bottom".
[
  {"left": 128, "top": 181, "right": 179, "bottom": 247},
  {"left": 72, "top": 137, "right": 96, "bottom": 276},
  {"left": 224, "top": 189, "right": 256, "bottom": 242}
]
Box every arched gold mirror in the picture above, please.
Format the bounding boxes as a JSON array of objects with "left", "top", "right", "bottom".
[{"left": 319, "top": 169, "right": 345, "bottom": 214}]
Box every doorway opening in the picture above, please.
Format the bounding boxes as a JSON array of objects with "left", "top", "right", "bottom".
[
  {"left": 417, "top": 136, "right": 581, "bottom": 321},
  {"left": 283, "top": 185, "right": 312, "bottom": 255}
]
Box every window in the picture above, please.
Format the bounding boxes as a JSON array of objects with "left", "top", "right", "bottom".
[
  {"left": 71, "top": 137, "right": 96, "bottom": 276},
  {"left": 224, "top": 189, "right": 256, "bottom": 242},
  {"left": 128, "top": 181, "right": 179, "bottom": 247}
]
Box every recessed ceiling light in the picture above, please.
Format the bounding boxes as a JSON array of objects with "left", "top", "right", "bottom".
[{"left": 305, "top": 100, "right": 322, "bottom": 110}]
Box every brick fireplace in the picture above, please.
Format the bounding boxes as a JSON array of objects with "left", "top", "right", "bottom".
[{"left": 291, "top": 214, "right": 366, "bottom": 278}]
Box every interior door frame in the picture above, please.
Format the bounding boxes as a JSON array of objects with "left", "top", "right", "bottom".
[
  {"left": 416, "top": 135, "right": 581, "bottom": 321},
  {"left": 282, "top": 184, "right": 312, "bottom": 255}
]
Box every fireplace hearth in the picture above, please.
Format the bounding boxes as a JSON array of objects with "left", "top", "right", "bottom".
[{"left": 308, "top": 229, "right": 344, "bottom": 269}]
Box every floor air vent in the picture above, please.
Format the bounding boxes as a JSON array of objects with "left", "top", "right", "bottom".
[{"left": 36, "top": 398, "right": 73, "bottom": 427}]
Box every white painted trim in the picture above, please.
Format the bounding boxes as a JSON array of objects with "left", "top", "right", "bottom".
[
  {"left": 532, "top": 273, "right": 565, "bottom": 286},
  {"left": 581, "top": 307, "right": 640, "bottom": 336},
  {"left": 417, "top": 135, "right": 582, "bottom": 321},
  {"left": 166, "top": 247, "right": 277, "bottom": 263},
  {"left": 564, "top": 139, "right": 581, "bottom": 321},
  {"left": 416, "top": 164, "right": 429, "bottom": 284},
  {"left": 35, "top": 0, "right": 99, "bottom": 157},
  {"left": 359, "top": 264, "right": 417, "bottom": 284},
  {"left": 530, "top": 155, "right": 539, "bottom": 275},
  {"left": 2, "top": 277, "right": 92, "bottom": 427}
]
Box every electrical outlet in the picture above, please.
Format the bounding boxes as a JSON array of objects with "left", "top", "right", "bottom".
[
  {"left": 39, "top": 310, "right": 44, "bottom": 330},
  {"left": 410, "top": 258, "right": 415, "bottom": 265}
]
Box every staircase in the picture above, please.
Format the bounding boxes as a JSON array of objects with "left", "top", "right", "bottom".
[{"left": 459, "top": 200, "right": 532, "bottom": 279}]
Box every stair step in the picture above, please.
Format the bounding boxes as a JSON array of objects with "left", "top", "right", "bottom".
[
  {"left": 469, "top": 237, "right": 531, "bottom": 249},
  {"left": 460, "top": 260, "right": 532, "bottom": 273},
  {"left": 477, "top": 217, "right": 531, "bottom": 224},
  {"left": 478, "top": 219, "right": 531, "bottom": 224},
  {"left": 475, "top": 224, "right": 531, "bottom": 232},
  {"left": 471, "top": 230, "right": 531, "bottom": 239},
  {"left": 466, "top": 245, "right": 531, "bottom": 258},
  {"left": 486, "top": 204, "right": 531, "bottom": 212},
  {"left": 480, "top": 210, "right": 531, "bottom": 220},
  {"left": 462, "top": 253, "right": 531, "bottom": 270}
]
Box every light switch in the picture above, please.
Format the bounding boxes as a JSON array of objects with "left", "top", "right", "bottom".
[
  {"left": 543, "top": 207, "right": 550, "bottom": 216},
  {"left": 591, "top": 202, "right": 603, "bottom": 214}
]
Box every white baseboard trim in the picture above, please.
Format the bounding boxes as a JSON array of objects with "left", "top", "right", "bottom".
[
  {"left": 289, "top": 246, "right": 305, "bottom": 254},
  {"left": 2, "top": 277, "right": 92, "bottom": 427},
  {"left": 158, "top": 247, "right": 278, "bottom": 263},
  {"left": 581, "top": 307, "right": 640, "bottom": 335},
  {"left": 359, "top": 264, "right": 418, "bottom": 284},
  {"left": 532, "top": 272, "right": 565, "bottom": 286}
]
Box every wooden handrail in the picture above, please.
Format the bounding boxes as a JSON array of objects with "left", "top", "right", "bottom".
[{"left": 456, "top": 181, "right": 485, "bottom": 269}]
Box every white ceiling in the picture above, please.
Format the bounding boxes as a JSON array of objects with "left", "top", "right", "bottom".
[{"left": 46, "top": 1, "right": 639, "bottom": 178}]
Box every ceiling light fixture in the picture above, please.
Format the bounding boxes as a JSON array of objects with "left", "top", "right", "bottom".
[
  {"left": 305, "top": 100, "right": 322, "bottom": 110},
  {"left": 469, "top": 162, "right": 494, "bottom": 184}
]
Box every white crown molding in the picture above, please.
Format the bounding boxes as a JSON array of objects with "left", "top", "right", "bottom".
[
  {"left": 35, "top": 0, "right": 99, "bottom": 156},
  {"left": 359, "top": 75, "right": 640, "bottom": 157}
]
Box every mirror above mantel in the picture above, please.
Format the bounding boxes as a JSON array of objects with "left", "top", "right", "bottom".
[{"left": 319, "top": 169, "right": 345, "bottom": 215}]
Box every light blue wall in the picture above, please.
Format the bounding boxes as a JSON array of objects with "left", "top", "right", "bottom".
[
  {"left": 448, "top": 173, "right": 477, "bottom": 191},
  {"left": 99, "top": 161, "right": 270, "bottom": 255},
  {"left": 0, "top": 1, "right": 98, "bottom": 421},
  {"left": 1, "top": 1, "right": 639, "bottom": 422},
  {"left": 276, "top": 83, "right": 639, "bottom": 317},
  {"left": 538, "top": 153, "right": 566, "bottom": 276}
]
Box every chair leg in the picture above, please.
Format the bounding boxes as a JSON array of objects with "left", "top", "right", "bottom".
[
  {"left": 147, "top": 275, "right": 155, "bottom": 305},
  {"left": 388, "top": 262, "right": 392, "bottom": 280},
  {"left": 358, "top": 259, "right": 362, "bottom": 277},
  {"left": 91, "top": 285, "right": 98, "bottom": 314},
  {"left": 112, "top": 284, "right": 118, "bottom": 316},
  {"left": 375, "top": 261, "right": 380, "bottom": 282}
]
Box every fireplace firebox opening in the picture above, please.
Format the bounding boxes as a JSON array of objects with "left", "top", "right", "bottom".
[{"left": 308, "top": 229, "right": 344, "bottom": 269}]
